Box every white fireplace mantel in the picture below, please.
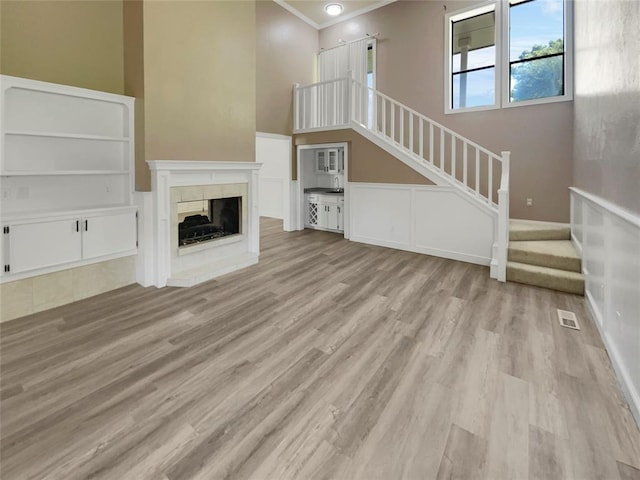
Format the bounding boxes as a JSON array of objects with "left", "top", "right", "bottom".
[{"left": 144, "top": 160, "right": 262, "bottom": 288}]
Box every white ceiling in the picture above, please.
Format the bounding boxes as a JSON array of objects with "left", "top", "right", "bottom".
[{"left": 276, "top": 0, "right": 396, "bottom": 29}]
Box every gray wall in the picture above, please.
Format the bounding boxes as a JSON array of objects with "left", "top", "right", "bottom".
[
  {"left": 320, "top": 0, "right": 574, "bottom": 222},
  {"left": 573, "top": 0, "right": 640, "bottom": 215}
]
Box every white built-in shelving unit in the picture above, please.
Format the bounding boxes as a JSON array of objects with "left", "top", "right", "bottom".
[{"left": 0, "top": 75, "right": 138, "bottom": 281}]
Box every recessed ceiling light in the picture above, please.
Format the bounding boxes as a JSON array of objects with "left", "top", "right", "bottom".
[{"left": 325, "top": 3, "right": 344, "bottom": 16}]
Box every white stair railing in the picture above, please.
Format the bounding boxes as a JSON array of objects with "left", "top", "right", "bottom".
[
  {"left": 293, "top": 78, "right": 351, "bottom": 131},
  {"left": 293, "top": 77, "right": 510, "bottom": 281},
  {"left": 350, "top": 78, "right": 506, "bottom": 209}
]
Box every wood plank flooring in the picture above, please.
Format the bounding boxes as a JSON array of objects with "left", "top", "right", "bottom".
[{"left": 1, "top": 217, "right": 639, "bottom": 480}]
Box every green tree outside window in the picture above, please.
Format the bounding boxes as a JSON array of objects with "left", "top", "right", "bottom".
[{"left": 511, "top": 39, "right": 564, "bottom": 102}]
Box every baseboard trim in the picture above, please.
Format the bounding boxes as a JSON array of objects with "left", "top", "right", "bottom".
[
  {"left": 585, "top": 289, "right": 640, "bottom": 427},
  {"left": 350, "top": 234, "right": 491, "bottom": 266}
]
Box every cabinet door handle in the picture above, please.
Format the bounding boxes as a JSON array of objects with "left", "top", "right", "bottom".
[
  {"left": 85, "top": 220, "right": 88, "bottom": 231},
  {"left": 76, "top": 220, "right": 79, "bottom": 232}
]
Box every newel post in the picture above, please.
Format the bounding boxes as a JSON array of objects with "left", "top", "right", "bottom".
[
  {"left": 293, "top": 83, "right": 300, "bottom": 132},
  {"left": 497, "top": 151, "right": 511, "bottom": 282}
]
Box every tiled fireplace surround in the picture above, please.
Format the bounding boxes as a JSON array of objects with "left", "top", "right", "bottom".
[{"left": 144, "top": 161, "right": 262, "bottom": 288}]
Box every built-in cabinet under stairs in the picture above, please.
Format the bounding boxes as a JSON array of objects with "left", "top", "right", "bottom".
[{"left": 507, "top": 219, "right": 584, "bottom": 295}]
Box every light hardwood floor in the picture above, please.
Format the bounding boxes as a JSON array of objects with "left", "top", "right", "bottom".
[{"left": 1, "top": 217, "right": 639, "bottom": 480}]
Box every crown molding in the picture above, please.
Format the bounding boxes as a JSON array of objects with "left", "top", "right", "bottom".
[
  {"left": 273, "top": 0, "right": 397, "bottom": 31},
  {"left": 318, "top": 0, "right": 396, "bottom": 29},
  {"left": 273, "top": 0, "right": 321, "bottom": 29}
]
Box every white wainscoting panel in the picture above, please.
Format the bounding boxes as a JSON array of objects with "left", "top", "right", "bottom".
[
  {"left": 256, "top": 133, "right": 291, "bottom": 225},
  {"left": 259, "top": 177, "right": 285, "bottom": 219},
  {"left": 413, "top": 189, "right": 495, "bottom": 264},
  {"left": 350, "top": 183, "right": 495, "bottom": 265},
  {"left": 350, "top": 185, "right": 412, "bottom": 247},
  {"left": 571, "top": 187, "right": 640, "bottom": 425}
]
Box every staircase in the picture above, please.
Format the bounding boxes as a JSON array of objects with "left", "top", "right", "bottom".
[
  {"left": 507, "top": 219, "right": 584, "bottom": 295},
  {"left": 293, "top": 76, "right": 512, "bottom": 281}
]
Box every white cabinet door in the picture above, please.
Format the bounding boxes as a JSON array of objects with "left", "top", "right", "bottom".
[
  {"left": 326, "top": 204, "right": 337, "bottom": 230},
  {"left": 9, "top": 218, "right": 82, "bottom": 274},
  {"left": 316, "top": 150, "right": 328, "bottom": 173},
  {"left": 1, "top": 225, "right": 8, "bottom": 277},
  {"left": 317, "top": 203, "right": 329, "bottom": 229},
  {"left": 316, "top": 202, "right": 340, "bottom": 231},
  {"left": 327, "top": 149, "right": 339, "bottom": 174},
  {"left": 82, "top": 211, "right": 137, "bottom": 260},
  {"left": 336, "top": 204, "right": 344, "bottom": 231},
  {"left": 325, "top": 204, "right": 342, "bottom": 231}
]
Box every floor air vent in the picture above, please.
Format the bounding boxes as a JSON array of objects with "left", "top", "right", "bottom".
[{"left": 557, "top": 309, "right": 580, "bottom": 330}]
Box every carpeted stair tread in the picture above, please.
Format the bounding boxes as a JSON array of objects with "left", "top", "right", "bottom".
[
  {"left": 509, "top": 219, "right": 571, "bottom": 241},
  {"left": 507, "top": 261, "right": 584, "bottom": 295},
  {"left": 508, "top": 240, "right": 581, "bottom": 272}
]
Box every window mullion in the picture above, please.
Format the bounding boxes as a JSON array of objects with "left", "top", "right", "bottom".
[
  {"left": 509, "top": 51, "right": 564, "bottom": 67},
  {"left": 500, "top": 0, "right": 509, "bottom": 108}
]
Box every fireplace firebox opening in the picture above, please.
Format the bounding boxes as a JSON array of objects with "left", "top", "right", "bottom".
[{"left": 178, "top": 196, "right": 241, "bottom": 247}]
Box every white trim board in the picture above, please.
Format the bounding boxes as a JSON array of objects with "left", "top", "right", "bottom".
[
  {"left": 256, "top": 134, "right": 292, "bottom": 226},
  {"left": 256, "top": 131, "right": 292, "bottom": 141},
  {"left": 570, "top": 187, "right": 640, "bottom": 229}
]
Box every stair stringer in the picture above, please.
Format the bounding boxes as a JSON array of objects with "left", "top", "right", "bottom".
[{"left": 351, "top": 122, "right": 499, "bottom": 214}]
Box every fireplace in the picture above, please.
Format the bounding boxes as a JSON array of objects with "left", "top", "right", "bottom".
[
  {"left": 144, "top": 161, "right": 261, "bottom": 288},
  {"left": 178, "top": 196, "right": 241, "bottom": 247}
]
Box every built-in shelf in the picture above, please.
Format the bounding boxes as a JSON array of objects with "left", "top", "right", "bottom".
[
  {"left": 1, "top": 74, "right": 137, "bottom": 282},
  {"left": 1, "top": 170, "right": 129, "bottom": 176},
  {"left": 4, "top": 130, "right": 129, "bottom": 142}
]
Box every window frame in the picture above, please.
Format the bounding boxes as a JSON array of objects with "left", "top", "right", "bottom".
[
  {"left": 444, "top": 1, "right": 501, "bottom": 114},
  {"left": 444, "top": 0, "right": 573, "bottom": 115}
]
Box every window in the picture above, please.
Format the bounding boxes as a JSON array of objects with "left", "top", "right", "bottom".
[
  {"left": 445, "top": 0, "right": 571, "bottom": 113},
  {"left": 449, "top": 4, "right": 498, "bottom": 110},
  {"left": 508, "top": 0, "right": 566, "bottom": 104}
]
